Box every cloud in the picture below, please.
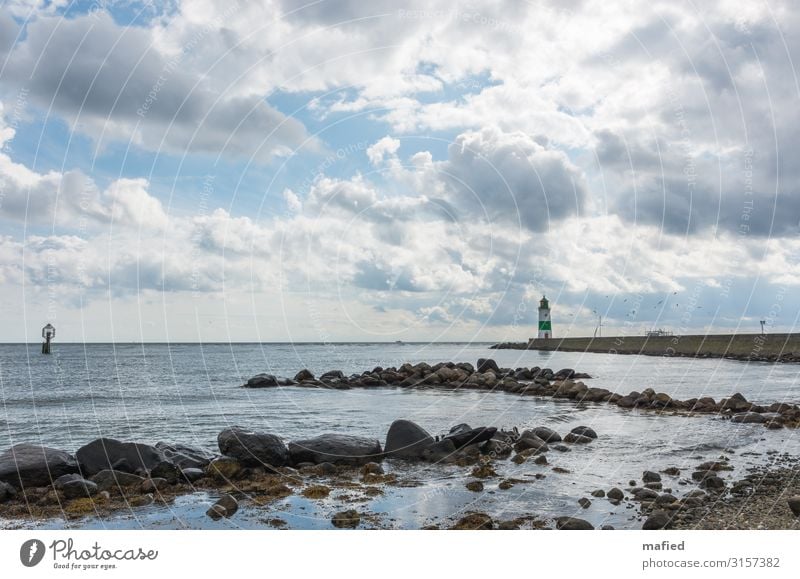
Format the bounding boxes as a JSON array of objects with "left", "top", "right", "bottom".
[
  {"left": 437, "top": 127, "right": 588, "bottom": 231},
  {"left": 2, "top": 11, "right": 313, "bottom": 162}
]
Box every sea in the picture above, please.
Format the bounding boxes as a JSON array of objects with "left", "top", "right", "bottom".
[{"left": 1, "top": 342, "right": 798, "bottom": 529}]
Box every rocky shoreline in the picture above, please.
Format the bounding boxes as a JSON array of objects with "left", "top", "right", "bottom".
[
  {"left": 243, "top": 359, "right": 800, "bottom": 430},
  {"left": 1, "top": 359, "right": 799, "bottom": 530}
]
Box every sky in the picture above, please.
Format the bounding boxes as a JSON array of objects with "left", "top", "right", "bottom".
[{"left": 0, "top": 0, "right": 798, "bottom": 342}]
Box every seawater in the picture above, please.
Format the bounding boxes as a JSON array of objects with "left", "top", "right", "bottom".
[{"left": 1, "top": 342, "right": 798, "bottom": 529}]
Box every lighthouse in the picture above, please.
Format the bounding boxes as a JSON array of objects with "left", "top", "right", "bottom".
[{"left": 538, "top": 296, "right": 552, "bottom": 339}]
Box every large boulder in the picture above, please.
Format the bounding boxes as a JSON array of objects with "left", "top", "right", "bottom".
[
  {"left": 155, "top": 442, "right": 213, "bottom": 469},
  {"left": 444, "top": 426, "right": 497, "bottom": 449},
  {"left": 384, "top": 420, "right": 435, "bottom": 460},
  {"left": 556, "top": 516, "right": 594, "bottom": 530},
  {"left": 90, "top": 469, "right": 145, "bottom": 491},
  {"left": 243, "top": 374, "right": 280, "bottom": 388},
  {"left": 217, "top": 427, "right": 289, "bottom": 468},
  {"left": 0, "top": 444, "right": 79, "bottom": 489},
  {"left": 288, "top": 434, "right": 382, "bottom": 466},
  {"left": 0, "top": 480, "right": 17, "bottom": 502},
  {"left": 530, "top": 427, "right": 562, "bottom": 443},
  {"left": 76, "top": 438, "right": 166, "bottom": 476},
  {"left": 476, "top": 358, "right": 501, "bottom": 374}
]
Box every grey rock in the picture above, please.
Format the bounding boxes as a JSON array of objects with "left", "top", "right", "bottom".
[
  {"left": 61, "top": 478, "right": 98, "bottom": 499},
  {"left": 180, "top": 468, "right": 205, "bottom": 483},
  {"left": 150, "top": 461, "right": 181, "bottom": 484},
  {"left": 531, "top": 427, "right": 561, "bottom": 443},
  {"left": 90, "top": 469, "right": 145, "bottom": 491},
  {"left": 76, "top": 438, "right": 165, "bottom": 476},
  {"left": 0, "top": 480, "right": 17, "bottom": 502},
  {"left": 384, "top": 420, "right": 434, "bottom": 460},
  {"left": 731, "top": 412, "right": 767, "bottom": 424},
  {"left": 421, "top": 439, "right": 457, "bottom": 463},
  {"left": 331, "top": 509, "right": 360, "bottom": 528},
  {"left": 0, "top": 443, "right": 78, "bottom": 488},
  {"left": 217, "top": 427, "right": 289, "bottom": 468},
  {"left": 643, "top": 471, "right": 662, "bottom": 483},
  {"left": 643, "top": 511, "right": 671, "bottom": 530},
  {"left": 207, "top": 493, "right": 238, "bottom": 519},
  {"left": 569, "top": 426, "right": 598, "bottom": 439},
  {"left": 564, "top": 433, "right": 593, "bottom": 444},
  {"left": 788, "top": 496, "right": 800, "bottom": 517},
  {"left": 607, "top": 487, "right": 624, "bottom": 501},
  {"left": 288, "top": 434, "right": 382, "bottom": 466},
  {"left": 155, "top": 442, "right": 213, "bottom": 469},
  {"left": 556, "top": 516, "right": 594, "bottom": 530},
  {"left": 476, "top": 358, "right": 501, "bottom": 374},
  {"left": 244, "top": 374, "right": 279, "bottom": 388}
]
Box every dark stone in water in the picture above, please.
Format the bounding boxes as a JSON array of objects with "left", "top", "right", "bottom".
[
  {"left": 76, "top": 438, "right": 166, "bottom": 476},
  {"left": 444, "top": 426, "right": 497, "bottom": 449},
  {"left": 288, "top": 434, "right": 382, "bottom": 466},
  {"left": 384, "top": 420, "right": 435, "bottom": 460},
  {"left": 155, "top": 442, "right": 213, "bottom": 469},
  {"left": 643, "top": 511, "right": 671, "bottom": 530},
  {"left": 61, "top": 478, "right": 98, "bottom": 499},
  {"left": 556, "top": 516, "right": 594, "bottom": 530},
  {"left": 476, "top": 359, "right": 501, "bottom": 374},
  {"left": 217, "top": 426, "right": 289, "bottom": 468},
  {"left": 0, "top": 443, "right": 79, "bottom": 489},
  {"left": 531, "top": 426, "right": 561, "bottom": 443},
  {"left": 570, "top": 426, "right": 598, "bottom": 439}
]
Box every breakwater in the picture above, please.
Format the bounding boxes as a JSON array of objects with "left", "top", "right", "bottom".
[{"left": 492, "top": 333, "right": 800, "bottom": 362}]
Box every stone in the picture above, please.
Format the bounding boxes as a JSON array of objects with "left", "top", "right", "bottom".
[
  {"left": 531, "top": 427, "right": 561, "bottom": 443},
  {"left": 466, "top": 480, "right": 484, "bottom": 492},
  {"left": 0, "top": 443, "right": 79, "bottom": 488},
  {"left": 155, "top": 442, "right": 213, "bottom": 469},
  {"left": 217, "top": 427, "right": 289, "bottom": 468},
  {"left": 207, "top": 493, "right": 238, "bottom": 519},
  {"left": 643, "top": 471, "right": 661, "bottom": 483},
  {"left": 444, "top": 426, "right": 497, "bottom": 450},
  {"left": 180, "top": 468, "right": 205, "bottom": 483},
  {"left": 294, "top": 369, "right": 315, "bottom": 381},
  {"left": 76, "top": 438, "right": 165, "bottom": 476},
  {"left": 331, "top": 509, "right": 360, "bottom": 529},
  {"left": 564, "top": 433, "right": 593, "bottom": 444},
  {"left": 662, "top": 467, "right": 681, "bottom": 476},
  {"left": 288, "top": 434, "right": 382, "bottom": 466},
  {"left": 476, "top": 358, "right": 501, "bottom": 374},
  {"left": 452, "top": 512, "right": 493, "bottom": 530},
  {"left": 244, "top": 374, "right": 280, "bottom": 388},
  {"left": 788, "top": 496, "right": 800, "bottom": 517},
  {"left": 53, "top": 473, "right": 84, "bottom": 489},
  {"left": 534, "top": 455, "right": 548, "bottom": 465},
  {"left": 206, "top": 457, "right": 242, "bottom": 480},
  {"left": 150, "top": 461, "right": 181, "bottom": 484},
  {"left": 633, "top": 488, "right": 659, "bottom": 501},
  {"left": 556, "top": 516, "right": 594, "bottom": 530},
  {"left": 591, "top": 489, "right": 605, "bottom": 497},
  {"left": 0, "top": 480, "right": 17, "bottom": 502},
  {"left": 643, "top": 512, "right": 671, "bottom": 530},
  {"left": 607, "top": 487, "right": 624, "bottom": 501},
  {"left": 514, "top": 434, "right": 549, "bottom": 453},
  {"left": 569, "top": 426, "right": 598, "bottom": 439},
  {"left": 731, "top": 412, "right": 767, "bottom": 424},
  {"left": 90, "top": 470, "right": 145, "bottom": 491},
  {"left": 320, "top": 370, "right": 345, "bottom": 381},
  {"left": 140, "top": 478, "right": 168, "bottom": 493},
  {"left": 61, "top": 478, "right": 98, "bottom": 499},
  {"left": 699, "top": 475, "right": 725, "bottom": 491},
  {"left": 361, "top": 462, "right": 384, "bottom": 476},
  {"left": 384, "top": 420, "right": 435, "bottom": 460},
  {"left": 578, "top": 497, "right": 591, "bottom": 508}
]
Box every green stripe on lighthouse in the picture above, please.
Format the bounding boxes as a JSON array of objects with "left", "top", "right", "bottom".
[{"left": 539, "top": 320, "right": 552, "bottom": 331}]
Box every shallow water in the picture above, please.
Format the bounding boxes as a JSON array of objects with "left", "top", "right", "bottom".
[{"left": 1, "top": 342, "right": 799, "bottom": 529}]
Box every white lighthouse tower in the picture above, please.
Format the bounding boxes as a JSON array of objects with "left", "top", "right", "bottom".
[{"left": 538, "top": 296, "right": 552, "bottom": 339}]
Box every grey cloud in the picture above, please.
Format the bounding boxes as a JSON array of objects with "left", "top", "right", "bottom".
[
  {"left": 2, "top": 13, "right": 311, "bottom": 161},
  {"left": 439, "top": 128, "right": 587, "bottom": 231}
]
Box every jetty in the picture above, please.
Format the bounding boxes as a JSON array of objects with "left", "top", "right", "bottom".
[{"left": 491, "top": 332, "right": 800, "bottom": 362}]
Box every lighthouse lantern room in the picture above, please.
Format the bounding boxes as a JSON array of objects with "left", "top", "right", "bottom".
[{"left": 538, "top": 296, "right": 552, "bottom": 339}]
